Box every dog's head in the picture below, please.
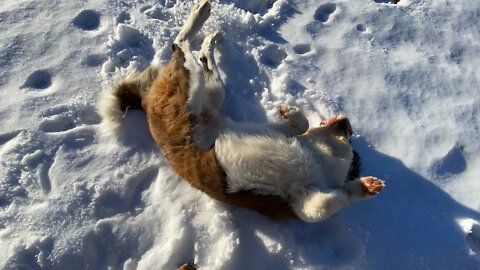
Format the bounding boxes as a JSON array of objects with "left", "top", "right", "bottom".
[
  {"left": 308, "top": 115, "right": 352, "bottom": 139},
  {"left": 319, "top": 115, "right": 352, "bottom": 137},
  {"left": 303, "top": 115, "right": 354, "bottom": 161}
]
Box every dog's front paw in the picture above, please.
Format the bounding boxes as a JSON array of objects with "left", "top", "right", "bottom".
[{"left": 359, "top": 176, "right": 385, "bottom": 196}]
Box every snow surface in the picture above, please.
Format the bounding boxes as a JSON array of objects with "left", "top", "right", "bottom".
[{"left": 1, "top": 0, "right": 480, "bottom": 269}]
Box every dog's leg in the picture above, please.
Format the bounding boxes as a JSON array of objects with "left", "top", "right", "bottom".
[
  {"left": 290, "top": 187, "right": 350, "bottom": 222},
  {"left": 199, "top": 32, "right": 224, "bottom": 111},
  {"left": 191, "top": 32, "right": 225, "bottom": 149},
  {"left": 172, "top": 0, "right": 223, "bottom": 149},
  {"left": 290, "top": 177, "right": 384, "bottom": 222},
  {"left": 173, "top": 0, "right": 211, "bottom": 124},
  {"left": 174, "top": 0, "right": 211, "bottom": 44},
  {"left": 343, "top": 176, "right": 385, "bottom": 200},
  {"left": 269, "top": 104, "right": 309, "bottom": 136}
]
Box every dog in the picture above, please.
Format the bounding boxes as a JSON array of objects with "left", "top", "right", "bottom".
[{"left": 98, "top": 0, "right": 385, "bottom": 223}]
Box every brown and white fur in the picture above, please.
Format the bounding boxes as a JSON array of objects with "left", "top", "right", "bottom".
[{"left": 98, "top": 0, "right": 385, "bottom": 223}]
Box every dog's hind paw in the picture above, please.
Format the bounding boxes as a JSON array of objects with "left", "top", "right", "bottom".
[
  {"left": 189, "top": 0, "right": 211, "bottom": 25},
  {"left": 175, "top": 0, "right": 211, "bottom": 43},
  {"left": 178, "top": 263, "right": 197, "bottom": 270},
  {"left": 277, "top": 104, "right": 309, "bottom": 134},
  {"left": 277, "top": 104, "right": 299, "bottom": 119}
]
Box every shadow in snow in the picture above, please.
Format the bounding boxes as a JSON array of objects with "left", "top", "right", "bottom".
[
  {"left": 431, "top": 143, "right": 467, "bottom": 177},
  {"left": 219, "top": 40, "right": 269, "bottom": 124},
  {"left": 222, "top": 137, "right": 480, "bottom": 269},
  {"left": 343, "top": 137, "right": 480, "bottom": 269}
]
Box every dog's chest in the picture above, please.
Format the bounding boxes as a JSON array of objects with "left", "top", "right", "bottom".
[{"left": 214, "top": 130, "right": 320, "bottom": 197}]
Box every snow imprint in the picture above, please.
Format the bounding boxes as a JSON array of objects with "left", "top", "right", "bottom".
[
  {"left": 73, "top": 10, "right": 101, "bottom": 31},
  {"left": 293, "top": 43, "right": 311, "bottom": 55},
  {"left": 39, "top": 106, "right": 100, "bottom": 133},
  {"left": 102, "top": 23, "right": 155, "bottom": 73},
  {"left": 22, "top": 70, "right": 52, "bottom": 90},
  {"left": 466, "top": 223, "right": 480, "bottom": 255},
  {"left": 142, "top": 6, "right": 172, "bottom": 21},
  {"left": 259, "top": 44, "right": 287, "bottom": 68},
  {"left": 314, "top": 3, "right": 337, "bottom": 23}
]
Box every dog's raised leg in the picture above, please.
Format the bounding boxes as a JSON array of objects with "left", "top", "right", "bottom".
[
  {"left": 173, "top": 0, "right": 211, "bottom": 119},
  {"left": 174, "top": 0, "right": 211, "bottom": 44},
  {"left": 191, "top": 32, "right": 225, "bottom": 149},
  {"left": 290, "top": 177, "right": 384, "bottom": 222},
  {"left": 270, "top": 104, "right": 310, "bottom": 136},
  {"left": 199, "top": 32, "right": 224, "bottom": 111}
]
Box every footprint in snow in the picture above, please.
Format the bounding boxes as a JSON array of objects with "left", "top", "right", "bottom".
[
  {"left": 430, "top": 144, "right": 467, "bottom": 179},
  {"left": 39, "top": 105, "right": 101, "bottom": 133},
  {"left": 259, "top": 44, "right": 287, "bottom": 68},
  {"left": 73, "top": 10, "right": 101, "bottom": 31},
  {"left": 142, "top": 6, "right": 171, "bottom": 21},
  {"left": 306, "top": 3, "right": 338, "bottom": 38},
  {"left": 314, "top": 3, "right": 337, "bottom": 23},
  {"left": 293, "top": 44, "right": 311, "bottom": 55},
  {"left": 466, "top": 223, "right": 480, "bottom": 255},
  {"left": 116, "top": 11, "right": 131, "bottom": 25},
  {"left": 82, "top": 54, "right": 107, "bottom": 67},
  {"left": 356, "top": 24, "right": 367, "bottom": 33},
  {"left": 22, "top": 70, "right": 52, "bottom": 90}
]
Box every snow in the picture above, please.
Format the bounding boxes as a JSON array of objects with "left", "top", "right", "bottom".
[{"left": 1, "top": 0, "right": 479, "bottom": 269}]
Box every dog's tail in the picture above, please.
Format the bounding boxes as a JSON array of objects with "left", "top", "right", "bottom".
[{"left": 97, "top": 66, "right": 160, "bottom": 135}]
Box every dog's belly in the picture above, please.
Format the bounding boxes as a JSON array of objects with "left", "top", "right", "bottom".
[{"left": 214, "top": 127, "right": 320, "bottom": 198}]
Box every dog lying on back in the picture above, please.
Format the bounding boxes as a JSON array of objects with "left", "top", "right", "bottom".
[{"left": 99, "top": 0, "right": 385, "bottom": 223}]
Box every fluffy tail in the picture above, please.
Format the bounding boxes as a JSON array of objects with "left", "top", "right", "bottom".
[{"left": 97, "top": 66, "right": 160, "bottom": 135}]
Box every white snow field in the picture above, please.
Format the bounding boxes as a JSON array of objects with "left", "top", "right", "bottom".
[{"left": 1, "top": 0, "right": 480, "bottom": 269}]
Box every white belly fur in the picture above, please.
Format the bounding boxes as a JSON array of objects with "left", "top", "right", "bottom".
[{"left": 214, "top": 121, "right": 325, "bottom": 198}]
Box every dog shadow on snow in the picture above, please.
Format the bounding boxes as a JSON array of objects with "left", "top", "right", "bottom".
[{"left": 221, "top": 137, "right": 480, "bottom": 270}]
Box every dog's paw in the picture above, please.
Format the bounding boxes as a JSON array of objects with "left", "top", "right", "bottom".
[
  {"left": 176, "top": 0, "right": 211, "bottom": 43},
  {"left": 359, "top": 176, "right": 385, "bottom": 196},
  {"left": 190, "top": 0, "right": 211, "bottom": 21},
  {"left": 277, "top": 104, "right": 300, "bottom": 119},
  {"left": 277, "top": 104, "right": 309, "bottom": 134},
  {"left": 178, "top": 263, "right": 197, "bottom": 270},
  {"left": 201, "top": 32, "right": 223, "bottom": 52}
]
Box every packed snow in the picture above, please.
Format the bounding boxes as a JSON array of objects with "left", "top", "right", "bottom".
[{"left": 1, "top": 0, "right": 479, "bottom": 269}]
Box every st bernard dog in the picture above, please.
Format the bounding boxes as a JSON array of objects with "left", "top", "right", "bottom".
[{"left": 99, "top": 0, "right": 385, "bottom": 223}]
